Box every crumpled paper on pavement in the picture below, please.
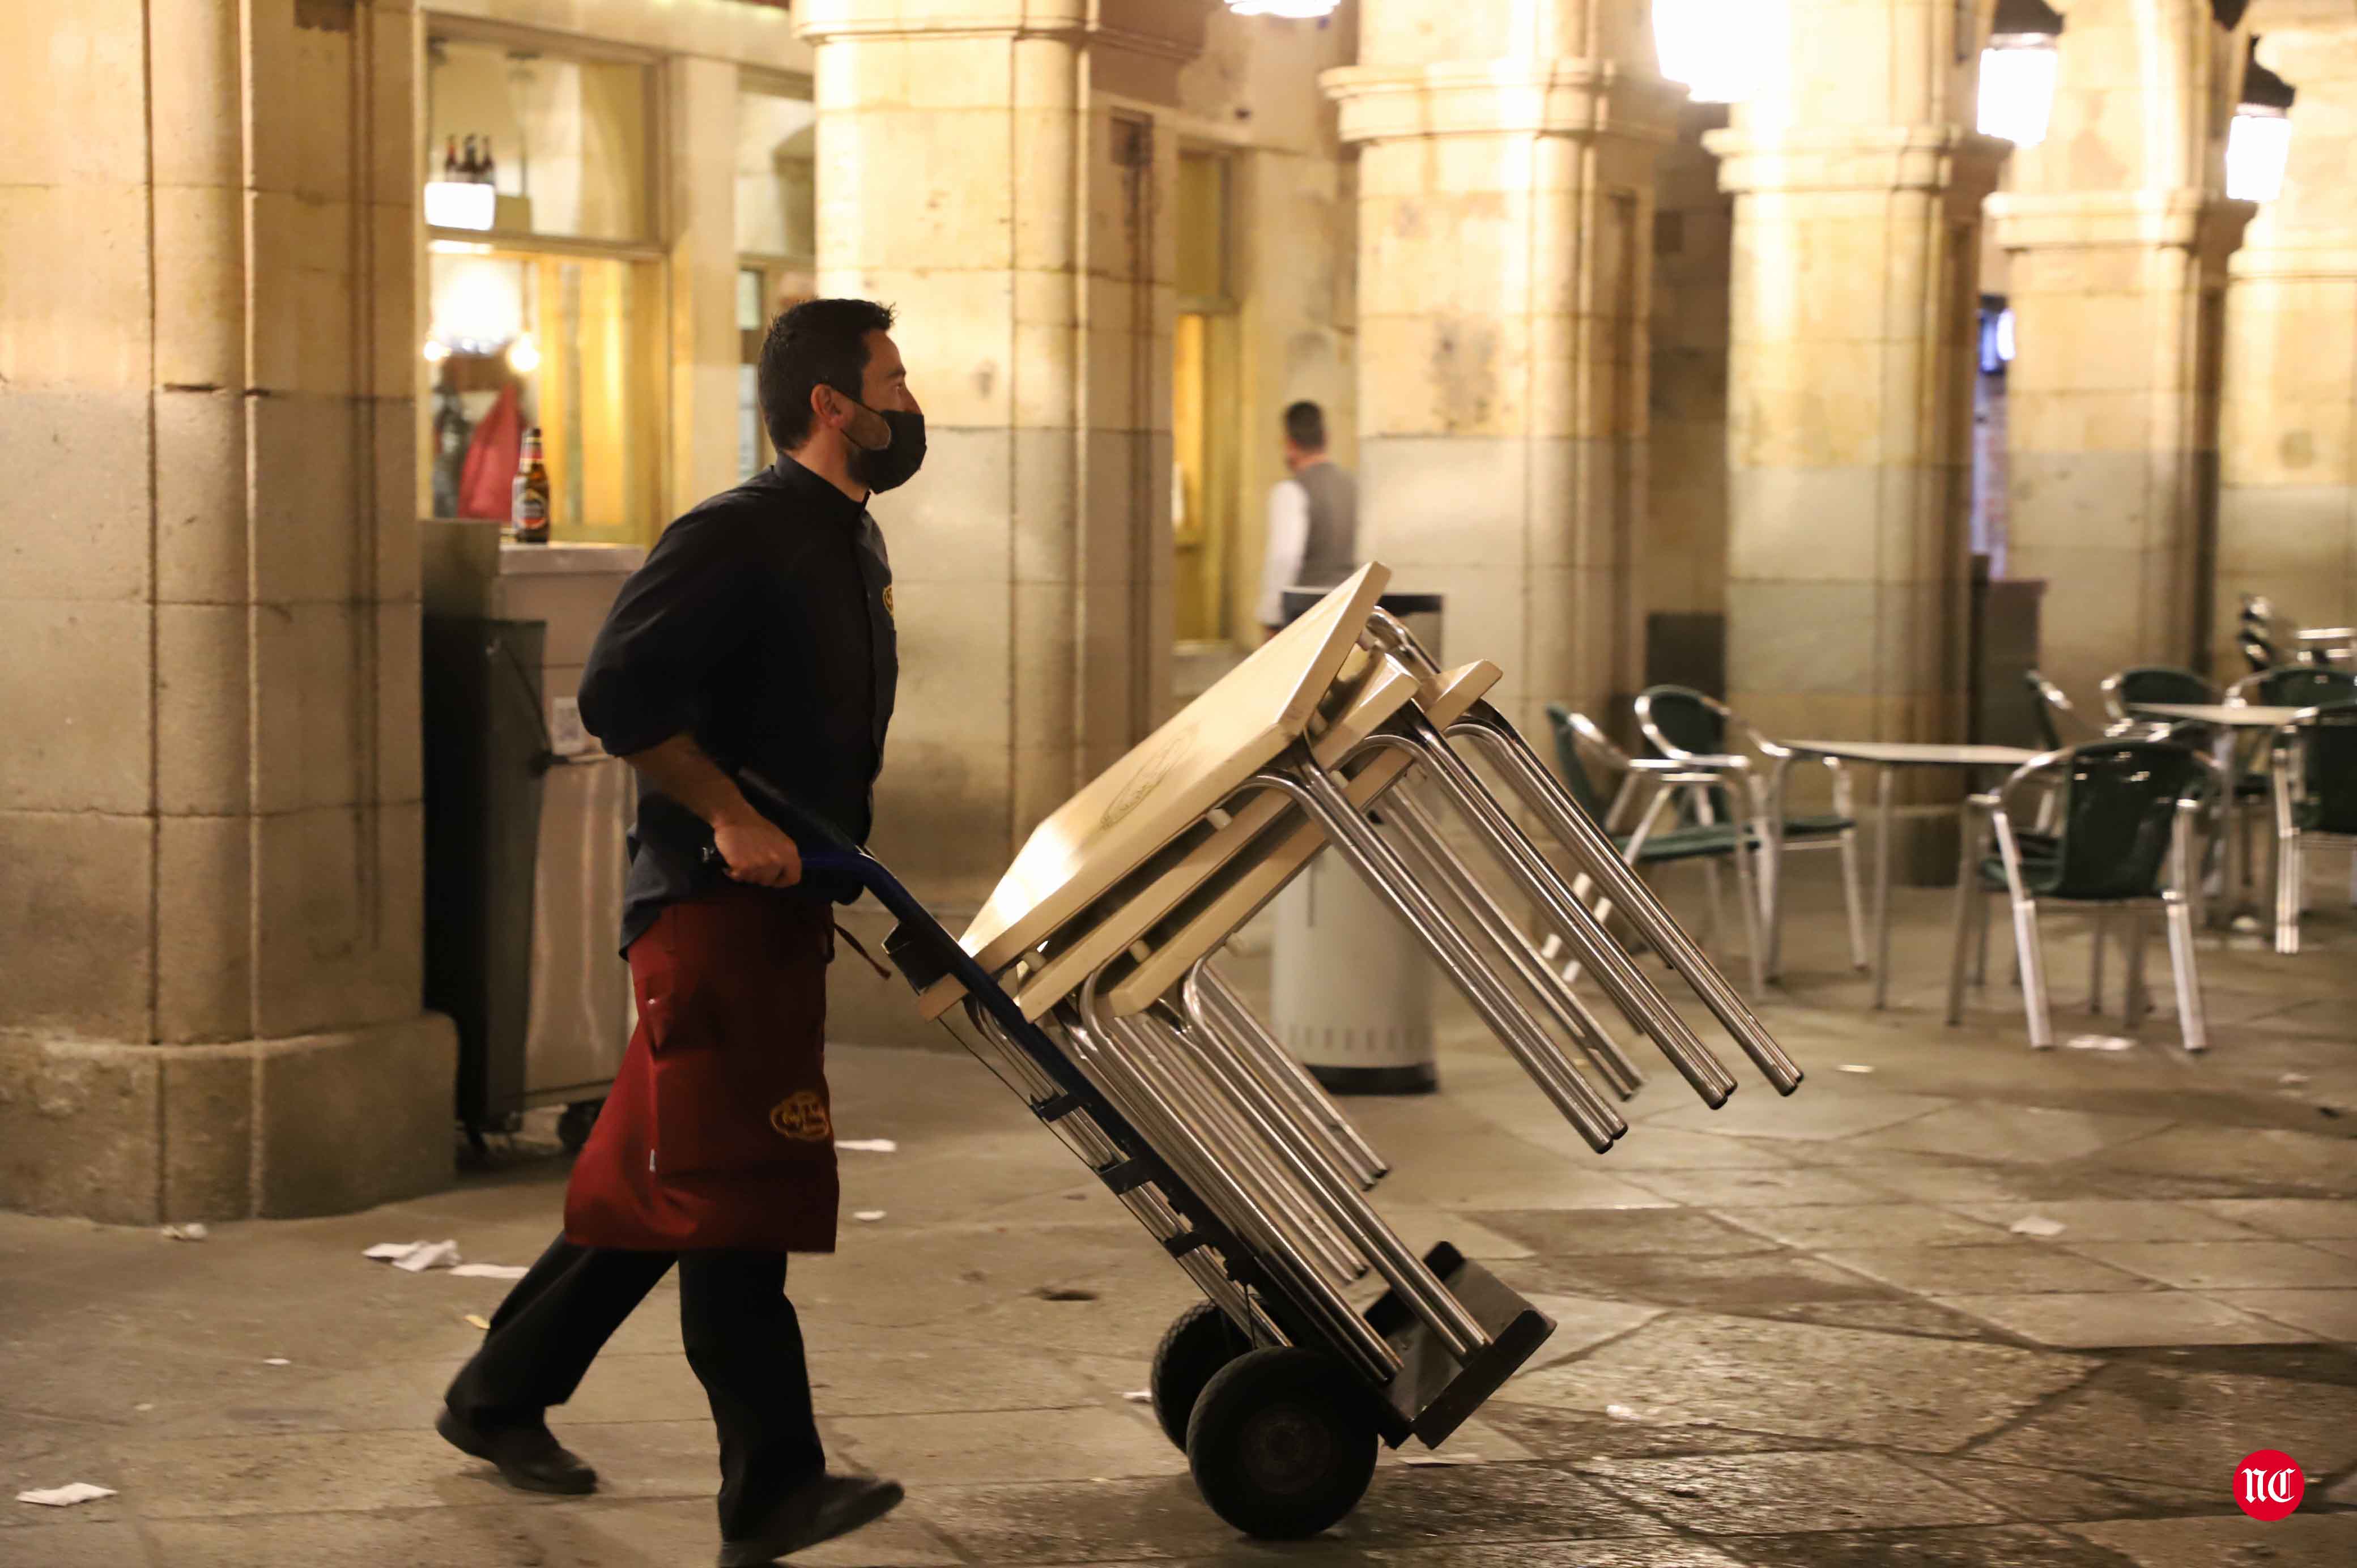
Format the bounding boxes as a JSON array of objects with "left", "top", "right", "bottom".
[
  {"left": 365, "top": 1239, "right": 461, "bottom": 1272},
  {"left": 2009, "top": 1216, "right": 2066, "bottom": 1238},
  {"left": 16, "top": 1484, "right": 116, "bottom": 1507}
]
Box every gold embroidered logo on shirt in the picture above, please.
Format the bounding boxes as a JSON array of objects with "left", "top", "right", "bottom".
[
  {"left": 769, "top": 1090, "right": 833, "bottom": 1143},
  {"left": 881, "top": 585, "right": 895, "bottom": 617}
]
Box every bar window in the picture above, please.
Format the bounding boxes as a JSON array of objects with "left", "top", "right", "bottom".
[
  {"left": 423, "top": 29, "right": 662, "bottom": 542},
  {"left": 425, "top": 34, "right": 652, "bottom": 244}
]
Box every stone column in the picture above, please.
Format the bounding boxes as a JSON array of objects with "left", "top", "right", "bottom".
[
  {"left": 1705, "top": 0, "right": 2003, "bottom": 801},
  {"left": 1, "top": 0, "right": 453, "bottom": 1224},
  {"left": 1324, "top": 0, "right": 1683, "bottom": 739},
  {"left": 796, "top": 1, "right": 1195, "bottom": 1042},
  {"left": 2218, "top": 13, "right": 2357, "bottom": 664},
  {"left": 1992, "top": 0, "right": 2253, "bottom": 697}
]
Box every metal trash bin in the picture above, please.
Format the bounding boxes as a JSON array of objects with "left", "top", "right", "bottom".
[
  {"left": 1274, "top": 590, "right": 1443, "bottom": 1094},
  {"left": 420, "top": 531, "right": 644, "bottom": 1153}
]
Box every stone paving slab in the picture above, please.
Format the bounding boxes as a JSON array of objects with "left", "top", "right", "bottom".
[
  {"left": 1967, "top": 1362, "right": 2357, "bottom": 1486},
  {"left": 1816, "top": 1245, "right": 2160, "bottom": 1297},
  {"left": 2067, "top": 1511, "right": 2357, "bottom": 1566},
  {"left": 1931, "top": 1290, "right": 2312, "bottom": 1348},
  {"left": 1575, "top": 1449, "right": 2013, "bottom": 1535},
  {"left": 1492, "top": 1314, "right": 2091, "bottom": 1450},
  {"left": 2063, "top": 1239, "right": 2357, "bottom": 1290},
  {"left": 2184, "top": 1198, "right": 2357, "bottom": 1238}
]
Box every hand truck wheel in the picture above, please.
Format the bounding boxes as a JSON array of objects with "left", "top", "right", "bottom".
[
  {"left": 556, "top": 1098, "right": 604, "bottom": 1154},
  {"left": 1148, "top": 1300, "right": 1251, "bottom": 1450},
  {"left": 1184, "top": 1346, "right": 1377, "bottom": 1539}
]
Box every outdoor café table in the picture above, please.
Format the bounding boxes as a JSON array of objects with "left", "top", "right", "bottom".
[
  {"left": 2128, "top": 701, "right": 2314, "bottom": 927},
  {"left": 1771, "top": 741, "right": 2039, "bottom": 1008}
]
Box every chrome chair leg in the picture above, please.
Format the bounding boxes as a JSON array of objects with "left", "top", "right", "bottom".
[
  {"left": 1972, "top": 872, "right": 1991, "bottom": 987},
  {"left": 1342, "top": 735, "right": 1742, "bottom": 1106},
  {"left": 1836, "top": 822, "right": 1870, "bottom": 972},
  {"left": 2088, "top": 913, "right": 2105, "bottom": 1016},
  {"left": 1728, "top": 817, "right": 1767, "bottom": 998},
  {"left": 1994, "top": 814, "right": 2053, "bottom": 1050},
  {"left": 2165, "top": 893, "right": 2209, "bottom": 1054},
  {"left": 1254, "top": 761, "right": 1632, "bottom": 1147},
  {"left": 2122, "top": 910, "right": 2149, "bottom": 1029},
  {"left": 1946, "top": 812, "right": 1977, "bottom": 1027},
  {"left": 1385, "top": 792, "right": 1646, "bottom": 1096},
  {"left": 2273, "top": 761, "right": 2303, "bottom": 955},
  {"left": 2014, "top": 894, "right": 2055, "bottom": 1049}
]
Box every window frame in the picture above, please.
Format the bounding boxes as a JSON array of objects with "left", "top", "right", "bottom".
[{"left": 419, "top": 15, "right": 671, "bottom": 540}]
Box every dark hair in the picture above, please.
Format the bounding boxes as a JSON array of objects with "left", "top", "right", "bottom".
[
  {"left": 759, "top": 297, "right": 897, "bottom": 453},
  {"left": 1283, "top": 400, "right": 1326, "bottom": 451}
]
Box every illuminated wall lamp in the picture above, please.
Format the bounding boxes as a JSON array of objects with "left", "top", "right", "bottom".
[
  {"left": 1222, "top": 0, "right": 1338, "bottom": 16},
  {"left": 2227, "top": 39, "right": 2295, "bottom": 203},
  {"left": 423, "top": 180, "right": 496, "bottom": 232},
  {"left": 1653, "top": 0, "right": 1771, "bottom": 105},
  {"left": 1979, "top": 0, "right": 2064, "bottom": 148}
]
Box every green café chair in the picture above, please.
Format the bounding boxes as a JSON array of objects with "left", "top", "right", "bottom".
[
  {"left": 1947, "top": 740, "right": 2217, "bottom": 1053},
  {"left": 2100, "top": 666, "right": 2214, "bottom": 733},
  {"left": 1633, "top": 685, "right": 1868, "bottom": 974},
  {"left": 2267, "top": 699, "right": 2357, "bottom": 955},
  {"left": 1545, "top": 705, "right": 1764, "bottom": 994},
  {"left": 2233, "top": 665, "right": 2357, "bottom": 710},
  {"left": 2024, "top": 669, "right": 2098, "bottom": 751}
]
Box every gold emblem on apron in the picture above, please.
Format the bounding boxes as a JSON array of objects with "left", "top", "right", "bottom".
[
  {"left": 881, "top": 584, "right": 895, "bottom": 617},
  {"left": 768, "top": 1090, "right": 833, "bottom": 1142}
]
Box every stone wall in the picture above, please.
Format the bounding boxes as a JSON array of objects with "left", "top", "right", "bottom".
[{"left": 2, "top": 0, "right": 453, "bottom": 1224}]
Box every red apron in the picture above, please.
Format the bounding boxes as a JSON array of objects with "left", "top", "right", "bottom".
[{"left": 564, "top": 885, "right": 840, "bottom": 1252}]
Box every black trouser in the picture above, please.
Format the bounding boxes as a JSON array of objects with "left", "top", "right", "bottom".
[{"left": 445, "top": 1234, "right": 826, "bottom": 1538}]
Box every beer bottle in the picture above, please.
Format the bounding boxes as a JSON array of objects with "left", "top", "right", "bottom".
[
  {"left": 511, "top": 426, "right": 551, "bottom": 544},
  {"left": 443, "top": 136, "right": 460, "bottom": 180},
  {"left": 480, "top": 136, "right": 496, "bottom": 188},
  {"left": 461, "top": 135, "right": 480, "bottom": 181}
]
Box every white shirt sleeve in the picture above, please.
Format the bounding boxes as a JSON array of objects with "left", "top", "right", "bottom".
[{"left": 1255, "top": 480, "right": 1311, "bottom": 629}]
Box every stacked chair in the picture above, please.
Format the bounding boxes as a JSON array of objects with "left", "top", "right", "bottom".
[{"left": 829, "top": 565, "right": 1803, "bottom": 1539}]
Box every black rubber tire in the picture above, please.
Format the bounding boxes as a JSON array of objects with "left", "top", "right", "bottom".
[
  {"left": 556, "top": 1099, "right": 603, "bottom": 1154},
  {"left": 1184, "top": 1346, "right": 1377, "bottom": 1539},
  {"left": 1149, "top": 1301, "right": 1251, "bottom": 1450}
]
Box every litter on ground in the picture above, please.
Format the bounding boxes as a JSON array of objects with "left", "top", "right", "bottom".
[
  {"left": 365, "top": 1240, "right": 461, "bottom": 1272},
  {"left": 16, "top": 1484, "right": 116, "bottom": 1508},
  {"left": 2010, "top": 1216, "right": 2067, "bottom": 1238}
]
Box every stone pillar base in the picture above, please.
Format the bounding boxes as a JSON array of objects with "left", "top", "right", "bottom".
[{"left": 0, "top": 1015, "right": 457, "bottom": 1225}]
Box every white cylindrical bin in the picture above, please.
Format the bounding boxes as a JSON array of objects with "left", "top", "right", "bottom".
[{"left": 1272, "top": 591, "right": 1443, "bottom": 1094}]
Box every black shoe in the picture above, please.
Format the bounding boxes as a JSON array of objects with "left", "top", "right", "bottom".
[
  {"left": 717, "top": 1473, "right": 906, "bottom": 1567},
  {"left": 436, "top": 1405, "right": 598, "bottom": 1495}
]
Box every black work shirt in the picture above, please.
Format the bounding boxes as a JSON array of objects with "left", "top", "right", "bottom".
[{"left": 579, "top": 459, "right": 897, "bottom": 953}]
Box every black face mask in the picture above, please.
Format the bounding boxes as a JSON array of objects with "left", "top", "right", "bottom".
[{"left": 839, "top": 396, "right": 926, "bottom": 494}]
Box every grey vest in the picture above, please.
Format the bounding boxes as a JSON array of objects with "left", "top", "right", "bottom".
[{"left": 1294, "top": 461, "right": 1358, "bottom": 589}]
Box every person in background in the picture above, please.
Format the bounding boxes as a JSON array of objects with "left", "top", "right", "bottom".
[
  {"left": 1253, "top": 399, "right": 1358, "bottom": 641},
  {"left": 435, "top": 297, "right": 919, "bottom": 1568}
]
